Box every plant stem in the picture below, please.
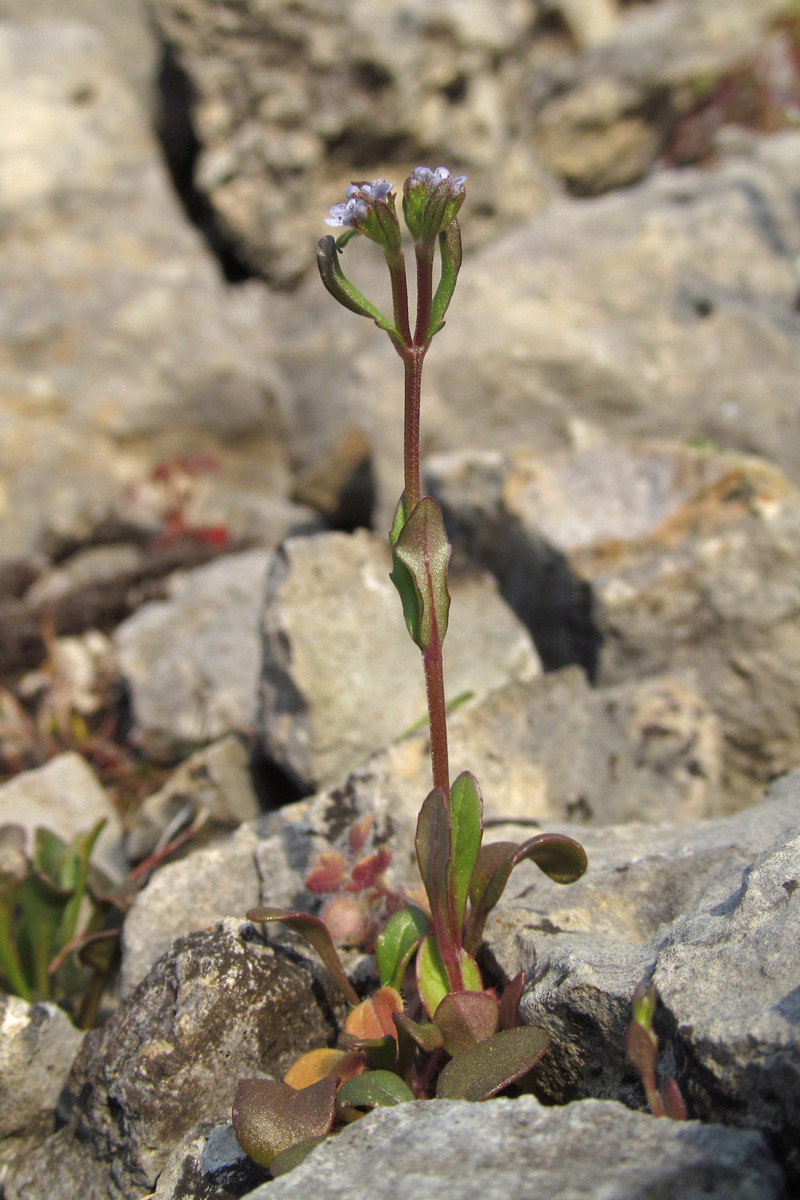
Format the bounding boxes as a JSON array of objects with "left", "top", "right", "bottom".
[
  {"left": 423, "top": 648, "right": 450, "bottom": 797},
  {"left": 402, "top": 348, "right": 425, "bottom": 512}
]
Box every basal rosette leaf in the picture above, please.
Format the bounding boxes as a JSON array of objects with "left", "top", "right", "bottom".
[
  {"left": 232, "top": 1076, "right": 338, "bottom": 1168},
  {"left": 433, "top": 990, "right": 499, "bottom": 1057},
  {"left": 375, "top": 905, "right": 429, "bottom": 990},
  {"left": 464, "top": 834, "right": 588, "bottom": 956},
  {"left": 448, "top": 771, "right": 483, "bottom": 937},
  {"left": 435, "top": 1026, "right": 551, "bottom": 1101},
  {"left": 336, "top": 1070, "right": 415, "bottom": 1111},
  {"left": 246, "top": 907, "right": 360, "bottom": 1007},
  {"left": 417, "top": 935, "right": 482, "bottom": 1018}
]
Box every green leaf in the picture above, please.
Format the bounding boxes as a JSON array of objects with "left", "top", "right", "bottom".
[
  {"left": 416, "top": 935, "right": 450, "bottom": 1018},
  {"left": 338, "top": 1033, "right": 397, "bottom": 1073},
  {"left": 389, "top": 495, "right": 422, "bottom": 648},
  {"left": 58, "top": 821, "right": 106, "bottom": 950},
  {"left": 316, "top": 236, "right": 401, "bottom": 346},
  {"left": 0, "top": 894, "right": 30, "bottom": 1000},
  {"left": 246, "top": 907, "right": 360, "bottom": 1007},
  {"left": 270, "top": 1136, "right": 329, "bottom": 1178},
  {"left": 336, "top": 1070, "right": 415, "bottom": 1110},
  {"left": 417, "top": 936, "right": 482, "bottom": 1019},
  {"left": 428, "top": 220, "right": 463, "bottom": 340},
  {"left": 464, "top": 834, "right": 588, "bottom": 955},
  {"left": 433, "top": 991, "right": 499, "bottom": 1057},
  {"left": 448, "top": 772, "right": 483, "bottom": 936},
  {"left": 233, "top": 1077, "right": 338, "bottom": 1169},
  {"left": 390, "top": 497, "right": 451, "bottom": 653},
  {"left": 393, "top": 1011, "right": 444, "bottom": 1053},
  {"left": 435, "top": 1026, "right": 551, "bottom": 1101},
  {"left": 375, "top": 905, "right": 429, "bottom": 990}
]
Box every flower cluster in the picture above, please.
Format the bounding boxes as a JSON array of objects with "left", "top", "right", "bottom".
[
  {"left": 403, "top": 166, "right": 466, "bottom": 242},
  {"left": 325, "top": 179, "right": 395, "bottom": 229}
]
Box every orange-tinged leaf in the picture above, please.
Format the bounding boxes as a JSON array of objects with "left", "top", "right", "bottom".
[
  {"left": 345, "top": 986, "right": 404, "bottom": 1042},
  {"left": 283, "top": 1048, "right": 366, "bottom": 1090}
]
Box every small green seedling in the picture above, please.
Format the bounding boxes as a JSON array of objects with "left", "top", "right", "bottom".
[
  {"left": 0, "top": 821, "right": 125, "bottom": 1028},
  {"left": 234, "top": 168, "right": 588, "bottom": 1173}
]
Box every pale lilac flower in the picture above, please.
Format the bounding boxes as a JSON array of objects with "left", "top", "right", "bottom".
[{"left": 325, "top": 179, "right": 395, "bottom": 227}]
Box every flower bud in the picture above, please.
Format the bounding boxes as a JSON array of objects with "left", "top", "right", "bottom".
[
  {"left": 325, "top": 178, "right": 401, "bottom": 253},
  {"left": 402, "top": 166, "right": 466, "bottom": 244}
]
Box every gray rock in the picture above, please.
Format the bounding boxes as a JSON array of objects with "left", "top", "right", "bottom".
[
  {"left": 124, "top": 734, "right": 262, "bottom": 864},
  {"left": 0, "top": 997, "right": 83, "bottom": 1169},
  {"left": 498, "top": 770, "right": 800, "bottom": 1185},
  {"left": 147, "top": 0, "right": 560, "bottom": 286},
  {"left": 6, "top": 919, "right": 337, "bottom": 1200},
  {"left": 121, "top": 822, "right": 263, "bottom": 995},
  {"left": 259, "top": 530, "right": 541, "bottom": 791},
  {"left": 528, "top": 0, "right": 791, "bottom": 193},
  {"left": 278, "top": 134, "right": 800, "bottom": 532},
  {"left": 115, "top": 550, "right": 272, "bottom": 761},
  {"left": 240, "top": 1095, "right": 784, "bottom": 1200},
  {"left": 153, "top": 1119, "right": 269, "bottom": 1200},
  {"left": 428, "top": 439, "right": 800, "bottom": 809},
  {"left": 0, "top": 18, "right": 290, "bottom": 563},
  {"left": 0, "top": 752, "right": 125, "bottom": 881}
]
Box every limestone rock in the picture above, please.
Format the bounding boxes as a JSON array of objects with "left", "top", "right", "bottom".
[
  {"left": 240, "top": 1095, "right": 784, "bottom": 1200},
  {"left": 0, "top": 752, "right": 125, "bottom": 881},
  {"left": 491, "top": 770, "right": 800, "bottom": 1187},
  {"left": 120, "top": 823, "right": 263, "bottom": 995},
  {"left": 428, "top": 439, "right": 800, "bottom": 808},
  {"left": 259, "top": 530, "right": 541, "bottom": 791},
  {"left": 115, "top": 550, "right": 272, "bottom": 761},
  {"left": 0, "top": 996, "right": 83, "bottom": 1170},
  {"left": 0, "top": 18, "right": 290, "bottom": 563},
  {"left": 6, "top": 919, "right": 336, "bottom": 1200},
  {"left": 153, "top": 1119, "right": 268, "bottom": 1200},
  {"left": 124, "top": 735, "right": 261, "bottom": 864}
]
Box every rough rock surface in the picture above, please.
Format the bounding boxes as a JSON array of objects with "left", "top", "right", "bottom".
[
  {"left": 153, "top": 1119, "right": 269, "bottom": 1200},
  {"left": 277, "top": 133, "right": 800, "bottom": 527},
  {"left": 485, "top": 770, "right": 800, "bottom": 1185},
  {"left": 124, "top": 734, "right": 262, "bottom": 863},
  {"left": 0, "top": 752, "right": 125, "bottom": 881},
  {"left": 5, "top": 920, "right": 336, "bottom": 1200},
  {"left": 428, "top": 439, "right": 800, "bottom": 809},
  {"left": 115, "top": 550, "right": 272, "bottom": 761},
  {"left": 240, "top": 1095, "right": 784, "bottom": 1200},
  {"left": 259, "top": 530, "right": 541, "bottom": 790},
  {"left": 0, "top": 17, "right": 289, "bottom": 563},
  {"left": 0, "top": 997, "right": 83, "bottom": 1170}
]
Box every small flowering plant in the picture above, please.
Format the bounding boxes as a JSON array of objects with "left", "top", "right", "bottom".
[{"left": 233, "top": 168, "right": 588, "bottom": 1175}]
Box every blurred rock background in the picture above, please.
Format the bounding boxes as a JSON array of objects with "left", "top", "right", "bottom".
[{"left": 1, "top": 2, "right": 800, "bottom": 1195}]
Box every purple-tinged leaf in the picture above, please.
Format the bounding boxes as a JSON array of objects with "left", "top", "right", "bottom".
[
  {"left": 336, "top": 1070, "right": 415, "bottom": 1110},
  {"left": 435, "top": 1026, "right": 551, "bottom": 1100},
  {"left": 232, "top": 1076, "right": 338, "bottom": 1168},
  {"left": 433, "top": 991, "right": 499, "bottom": 1057},
  {"left": 448, "top": 772, "right": 483, "bottom": 937},
  {"left": 662, "top": 1076, "right": 688, "bottom": 1121},
  {"left": 415, "top": 790, "right": 460, "bottom": 983},
  {"left": 375, "top": 905, "right": 429, "bottom": 990},
  {"left": 498, "top": 971, "right": 526, "bottom": 1031},
  {"left": 246, "top": 907, "right": 360, "bottom": 1007},
  {"left": 393, "top": 1011, "right": 444, "bottom": 1053},
  {"left": 464, "top": 834, "right": 587, "bottom": 955}
]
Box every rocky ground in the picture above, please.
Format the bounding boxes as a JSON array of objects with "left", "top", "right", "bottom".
[{"left": 0, "top": 0, "right": 799, "bottom": 1197}]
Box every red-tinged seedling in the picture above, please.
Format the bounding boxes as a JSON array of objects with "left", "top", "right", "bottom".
[
  {"left": 234, "top": 168, "right": 589, "bottom": 1174},
  {"left": 626, "top": 980, "right": 688, "bottom": 1120}
]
